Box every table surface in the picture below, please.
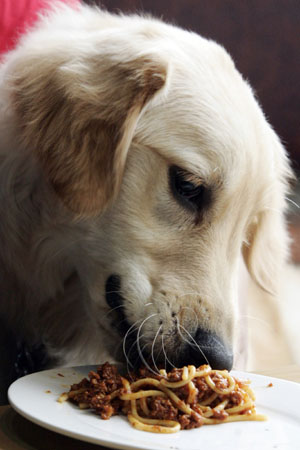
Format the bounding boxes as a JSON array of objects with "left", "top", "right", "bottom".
[{"left": 1, "top": 365, "right": 299, "bottom": 450}]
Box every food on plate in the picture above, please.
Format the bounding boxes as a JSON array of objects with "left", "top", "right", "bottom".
[{"left": 58, "top": 362, "right": 266, "bottom": 433}]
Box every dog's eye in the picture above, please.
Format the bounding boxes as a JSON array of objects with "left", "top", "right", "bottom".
[{"left": 169, "top": 166, "right": 208, "bottom": 212}]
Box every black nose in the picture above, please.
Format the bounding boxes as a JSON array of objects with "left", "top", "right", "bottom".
[{"left": 177, "top": 328, "right": 233, "bottom": 371}]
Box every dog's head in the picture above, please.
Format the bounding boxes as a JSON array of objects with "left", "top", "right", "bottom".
[{"left": 5, "top": 5, "right": 293, "bottom": 370}]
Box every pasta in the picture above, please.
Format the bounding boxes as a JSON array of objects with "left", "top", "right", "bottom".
[{"left": 58, "top": 362, "right": 266, "bottom": 433}]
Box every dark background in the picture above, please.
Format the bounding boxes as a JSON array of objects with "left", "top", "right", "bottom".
[{"left": 85, "top": 0, "right": 300, "bottom": 169}]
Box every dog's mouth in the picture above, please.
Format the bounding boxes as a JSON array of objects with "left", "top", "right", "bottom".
[{"left": 105, "top": 275, "right": 233, "bottom": 371}]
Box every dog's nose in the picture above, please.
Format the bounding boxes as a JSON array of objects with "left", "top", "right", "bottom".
[{"left": 180, "top": 328, "right": 233, "bottom": 371}]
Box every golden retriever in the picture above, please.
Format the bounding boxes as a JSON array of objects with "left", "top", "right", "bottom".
[{"left": 0, "top": 3, "right": 293, "bottom": 373}]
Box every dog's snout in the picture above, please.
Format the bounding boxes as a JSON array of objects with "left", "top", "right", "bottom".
[
  {"left": 105, "top": 277, "right": 233, "bottom": 371},
  {"left": 184, "top": 328, "right": 233, "bottom": 371}
]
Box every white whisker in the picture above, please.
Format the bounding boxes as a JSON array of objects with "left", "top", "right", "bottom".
[
  {"left": 179, "top": 306, "right": 199, "bottom": 328},
  {"left": 136, "top": 313, "right": 158, "bottom": 375},
  {"left": 177, "top": 323, "right": 197, "bottom": 349},
  {"left": 151, "top": 324, "right": 162, "bottom": 374},
  {"left": 161, "top": 332, "right": 175, "bottom": 369},
  {"left": 104, "top": 304, "right": 124, "bottom": 317},
  {"left": 177, "top": 321, "right": 209, "bottom": 365},
  {"left": 127, "top": 332, "right": 147, "bottom": 361},
  {"left": 286, "top": 197, "right": 300, "bottom": 209},
  {"left": 125, "top": 331, "right": 147, "bottom": 378},
  {"left": 122, "top": 319, "right": 141, "bottom": 368}
]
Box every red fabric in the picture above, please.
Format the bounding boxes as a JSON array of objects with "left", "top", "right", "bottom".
[{"left": 0, "top": 0, "right": 80, "bottom": 55}]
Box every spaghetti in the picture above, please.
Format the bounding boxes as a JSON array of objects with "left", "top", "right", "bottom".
[{"left": 58, "top": 362, "right": 266, "bottom": 433}]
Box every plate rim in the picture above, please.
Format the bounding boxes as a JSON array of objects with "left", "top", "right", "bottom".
[{"left": 8, "top": 366, "right": 300, "bottom": 450}]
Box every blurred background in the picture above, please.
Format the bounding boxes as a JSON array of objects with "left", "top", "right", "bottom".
[{"left": 85, "top": 0, "right": 300, "bottom": 370}]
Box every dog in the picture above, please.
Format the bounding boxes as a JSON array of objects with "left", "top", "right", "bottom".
[{"left": 0, "top": 2, "right": 293, "bottom": 374}]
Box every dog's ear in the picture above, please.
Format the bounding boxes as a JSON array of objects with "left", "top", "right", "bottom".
[
  {"left": 242, "top": 136, "right": 294, "bottom": 295},
  {"left": 11, "top": 41, "right": 168, "bottom": 215},
  {"left": 242, "top": 211, "right": 289, "bottom": 294}
]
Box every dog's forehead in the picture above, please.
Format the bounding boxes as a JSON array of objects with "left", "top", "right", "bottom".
[{"left": 134, "top": 24, "right": 267, "bottom": 182}]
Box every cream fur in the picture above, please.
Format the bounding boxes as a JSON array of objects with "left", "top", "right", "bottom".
[{"left": 0, "top": 3, "right": 293, "bottom": 369}]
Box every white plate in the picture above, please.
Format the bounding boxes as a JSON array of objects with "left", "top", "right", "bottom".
[{"left": 8, "top": 366, "right": 300, "bottom": 450}]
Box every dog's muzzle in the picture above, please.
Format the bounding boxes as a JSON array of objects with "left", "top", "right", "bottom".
[{"left": 105, "top": 275, "right": 233, "bottom": 371}]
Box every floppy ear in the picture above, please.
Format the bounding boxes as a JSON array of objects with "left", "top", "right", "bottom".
[
  {"left": 242, "top": 136, "right": 294, "bottom": 295},
  {"left": 242, "top": 210, "right": 290, "bottom": 294},
  {"left": 10, "top": 38, "right": 168, "bottom": 215}
]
